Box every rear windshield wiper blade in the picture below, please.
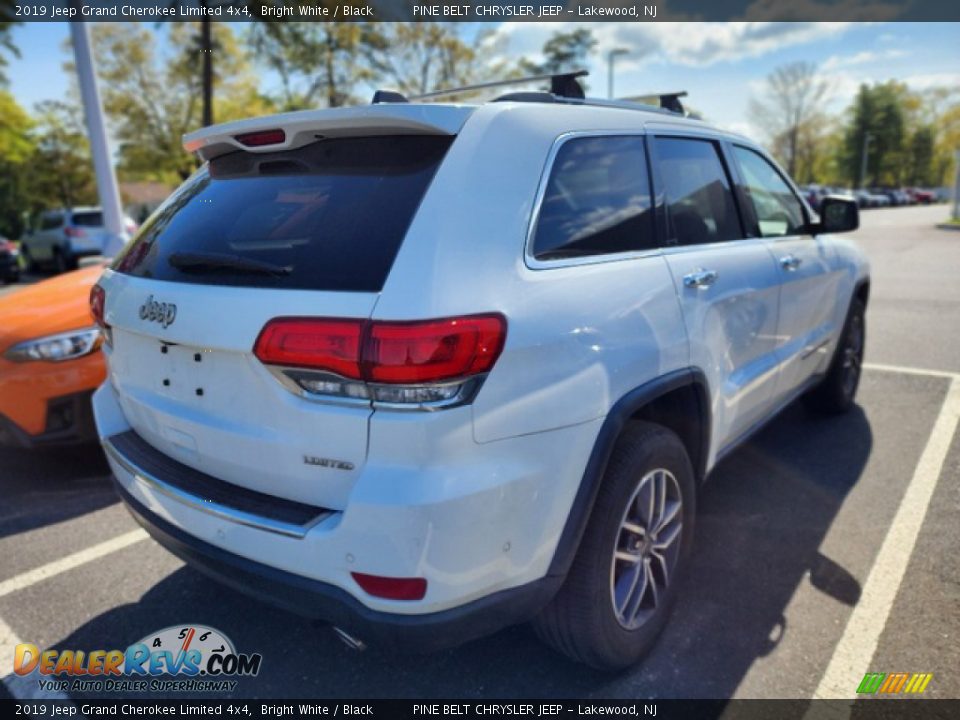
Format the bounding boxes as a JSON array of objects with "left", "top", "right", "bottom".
[{"left": 168, "top": 252, "right": 292, "bottom": 276}]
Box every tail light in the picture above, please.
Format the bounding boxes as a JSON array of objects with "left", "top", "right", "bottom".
[
  {"left": 254, "top": 314, "right": 506, "bottom": 409},
  {"left": 89, "top": 284, "right": 112, "bottom": 347},
  {"left": 351, "top": 573, "right": 427, "bottom": 601},
  {"left": 65, "top": 226, "right": 86, "bottom": 238},
  {"left": 89, "top": 285, "right": 106, "bottom": 328}
]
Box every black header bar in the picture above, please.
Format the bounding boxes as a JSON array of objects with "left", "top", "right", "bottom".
[{"left": 8, "top": 0, "right": 960, "bottom": 23}]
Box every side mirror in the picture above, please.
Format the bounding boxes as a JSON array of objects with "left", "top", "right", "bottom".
[{"left": 816, "top": 196, "right": 859, "bottom": 234}]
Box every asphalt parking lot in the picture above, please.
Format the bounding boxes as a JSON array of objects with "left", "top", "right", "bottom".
[{"left": 1, "top": 205, "right": 958, "bottom": 700}]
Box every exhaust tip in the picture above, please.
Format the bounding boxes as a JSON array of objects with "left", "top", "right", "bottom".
[{"left": 332, "top": 626, "right": 367, "bottom": 651}]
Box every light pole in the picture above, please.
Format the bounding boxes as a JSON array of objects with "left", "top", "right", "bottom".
[
  {"left": 607, "top": 48, "right": 629, "bottom": 100},
  {"left": 69, "top": 19, "right": 127, "bottom": 258},
  {"left": 859, "top": 131, "right": 873, "bottom": 189}
]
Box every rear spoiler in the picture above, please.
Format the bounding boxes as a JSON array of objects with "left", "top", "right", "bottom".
[{"left": 183, "top": 105, "right": 474, "bottom": 162}]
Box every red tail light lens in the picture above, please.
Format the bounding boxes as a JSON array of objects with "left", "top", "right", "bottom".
[
  {"left": 253, "top": 318, "right": 363, "bottom": 379},
  {"left": 254, "top": 315, "right": 506, "bottom": 386},
  {"left": 90, "top": 285, "right": 106, "bottom": 328},
  {"left": 235, "top": 129, "right": 286, "bottom": 147},
  {"left": 65, "top": 226, "right": 86, "bottom": 238},
  {"left": 351, "top": 572, "right": 427, "bottom": 601},
  {"left": 364, "top": 316, "right": 506, "bottom": 383}
]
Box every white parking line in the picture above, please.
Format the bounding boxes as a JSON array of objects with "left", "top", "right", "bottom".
[
  {"left": 812, "top": 374, "right": 960, "bottom": 699},
  {"left": 864, "top": 361, "right": 960, "bottom": 380},
  {"left": 0, "top": 529, "right": 147, "bottom": 599}
]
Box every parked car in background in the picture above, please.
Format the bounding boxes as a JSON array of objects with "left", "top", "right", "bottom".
[
  {"left": 871, "top": 188, "right": 909, "bottom": 206},
  {"left": 0, "top": 236, "right": 20, "bottom": 284},
  {"left": 907, "top": 188, "right": 935, "bottom": 204},
  {"left": 20, "top": 208, "right": 138, "bottom": 274},
  {"left": 854, "top": 189, "right": 889, "bottom": 208},
  {"left": 0, "top": 265, "right": 106, "bottom": 447}
]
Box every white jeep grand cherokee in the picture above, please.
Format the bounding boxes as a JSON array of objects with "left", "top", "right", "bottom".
[{"left": 91, "top": 79, "right": 868, "bottom": 669}]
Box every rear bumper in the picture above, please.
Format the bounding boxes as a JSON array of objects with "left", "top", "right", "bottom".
[
  {"left": 115, "top": 479, "right": 560, "bottom": 651},
  {"left": 93, "top": 380, "right": 600, "bottom": 649}
]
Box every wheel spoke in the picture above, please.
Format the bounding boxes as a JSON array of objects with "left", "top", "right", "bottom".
[
  {"left": 645, "top": 558, "right": 659, "bottom": 609},
  {"left": 623, "top": 561, "right": 649, "bottom": 623},
  {"left": 616, "top": 560, "right": 644, "bottom": 617},
  {"left": 653, "top": 521, "right": 682, "bottom": 552},
  {"left": 655, "top": 499, "right": 681, "bottom": 535},
  {"left": 615, "top": 550, "right": 641, "bottom": 564},
  {"left": 621, "top": 521, "right": 646, "bottom": 538},
  {"left": 650, "top": 548, "right": 669, "bottom": 586}
]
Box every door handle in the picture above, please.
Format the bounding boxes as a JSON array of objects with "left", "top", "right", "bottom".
[
  {"left": 780, "top": 254, "right": 802, "bottom": 271},
  {"left": 683, "top": 269, "right": 719, "bottom": 289}
]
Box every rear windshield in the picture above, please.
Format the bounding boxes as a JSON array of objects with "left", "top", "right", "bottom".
[
  {"left": 112, "top": 135, "right": 453, "bottom": 292},
  {"left": 72, "top": 212, "right": 103, "bottom": 227}
]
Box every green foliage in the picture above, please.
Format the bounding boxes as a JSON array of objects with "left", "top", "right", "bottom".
[
  {"left": 27, "top": 100, "right": 98, "bottom": 211},
  {"left": 0, "top": 89, "right": 31, "bottom": 237},
  {"left": 0, "top": 4, "right": 20, "bottom": 87}
]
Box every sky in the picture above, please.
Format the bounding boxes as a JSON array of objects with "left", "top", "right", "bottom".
[{"left": 6, "top": 21, "right": 960, "bottom": 140}]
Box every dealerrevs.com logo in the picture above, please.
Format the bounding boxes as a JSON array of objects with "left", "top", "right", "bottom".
[{"left": 13, "top": 625, "right": 262, "bottom": 693}]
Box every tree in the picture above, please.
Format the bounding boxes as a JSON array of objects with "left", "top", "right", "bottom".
[
  {"left": 0, "top": 1, "right": 19, "bottom": 87},
  {"left": 74, "top": 22, "right": 270, "bottom": 182},
  {"left": 0, "top": 89, "right": 33, "bottom": 237},
  {"left": 364, "top": 23, "right": 508, "bottom": 97},
  {"left": 522, "top": 28, "right": 596, "bottom": 77},
  {"left": 842, "top": 82, "right": 906, "bottom": 187},
  {"left": 249, "top": 22, "right": 381, "bottom": 110},
  {"left": 749, "top": 62, "right": 830, "bottom": 179},
  {"left": 27, "top": 100, "right": 97, "bottom": 211},
  {"left": 906, "top": 126, "right": 936, "bottom": 187}
]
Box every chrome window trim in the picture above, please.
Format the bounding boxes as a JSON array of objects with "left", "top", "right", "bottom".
[{"left": 524, "top": 130, "right": 662, "bottom": 271}]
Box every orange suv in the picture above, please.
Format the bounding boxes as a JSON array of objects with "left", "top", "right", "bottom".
[{"left": 0, "top": 266, "right": 106, "bottom": 447}]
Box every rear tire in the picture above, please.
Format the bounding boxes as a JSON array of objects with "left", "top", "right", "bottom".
[
  {"left": 53, "top": 248, "right": 70, "bottom": 274},
  {"left": 21, "top": 246, "right": 38, "bottom": 274},
  {"left": 804, "top": 297, "right": 866, "bottom": 415},
  {"left": 532, "top": 421, "right": 696, "bottom": 670}
]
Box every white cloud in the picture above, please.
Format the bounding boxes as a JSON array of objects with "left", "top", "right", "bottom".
[
  {"left": 498, "top": 22, "right": 858, "bottom": 71},
  {"left": 821, "top": 49, "right": 908, "bottom": 71}
]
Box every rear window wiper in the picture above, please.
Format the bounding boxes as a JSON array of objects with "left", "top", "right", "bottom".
[{"left": 168, "top": 252, "right": 292, "bottom": 276}]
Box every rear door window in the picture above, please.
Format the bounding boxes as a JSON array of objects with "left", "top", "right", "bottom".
[
  {"left": 72, "top": 212, "right": 104, "bottom": 227},
  {"left": 39, "top": 213, "right": 63, "bottom": 230},
  {"left": 112, "top": 135, "right": 453, "bottom": 292},
  {"left": 654, "top": 137, "right": 742, "bottom": 246},
  {"left": 531, "top": 135, "right": 655, "bottom": 261}
]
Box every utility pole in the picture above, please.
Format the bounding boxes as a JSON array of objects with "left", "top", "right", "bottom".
[
  {"left": 607, "top": 48, "right": 628, "bottom": 100},
  {"left": 69, "top": 19, "right": 127, "bottom": 258},
  {"left": 859, "top": 132, "right": 873, "bottom": 189}
]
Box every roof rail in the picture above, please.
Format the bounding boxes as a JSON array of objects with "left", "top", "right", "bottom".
[
  {"left": 619, "top": 91, "right": 688, "bottom": 115},
  {"left": 370, "top": 70, "right": 588, "bottom": 105}
]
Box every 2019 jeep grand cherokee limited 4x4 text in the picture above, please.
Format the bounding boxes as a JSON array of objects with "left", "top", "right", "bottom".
[{"left": 91, "top": 89, "right": 868, "bottom": 669}]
